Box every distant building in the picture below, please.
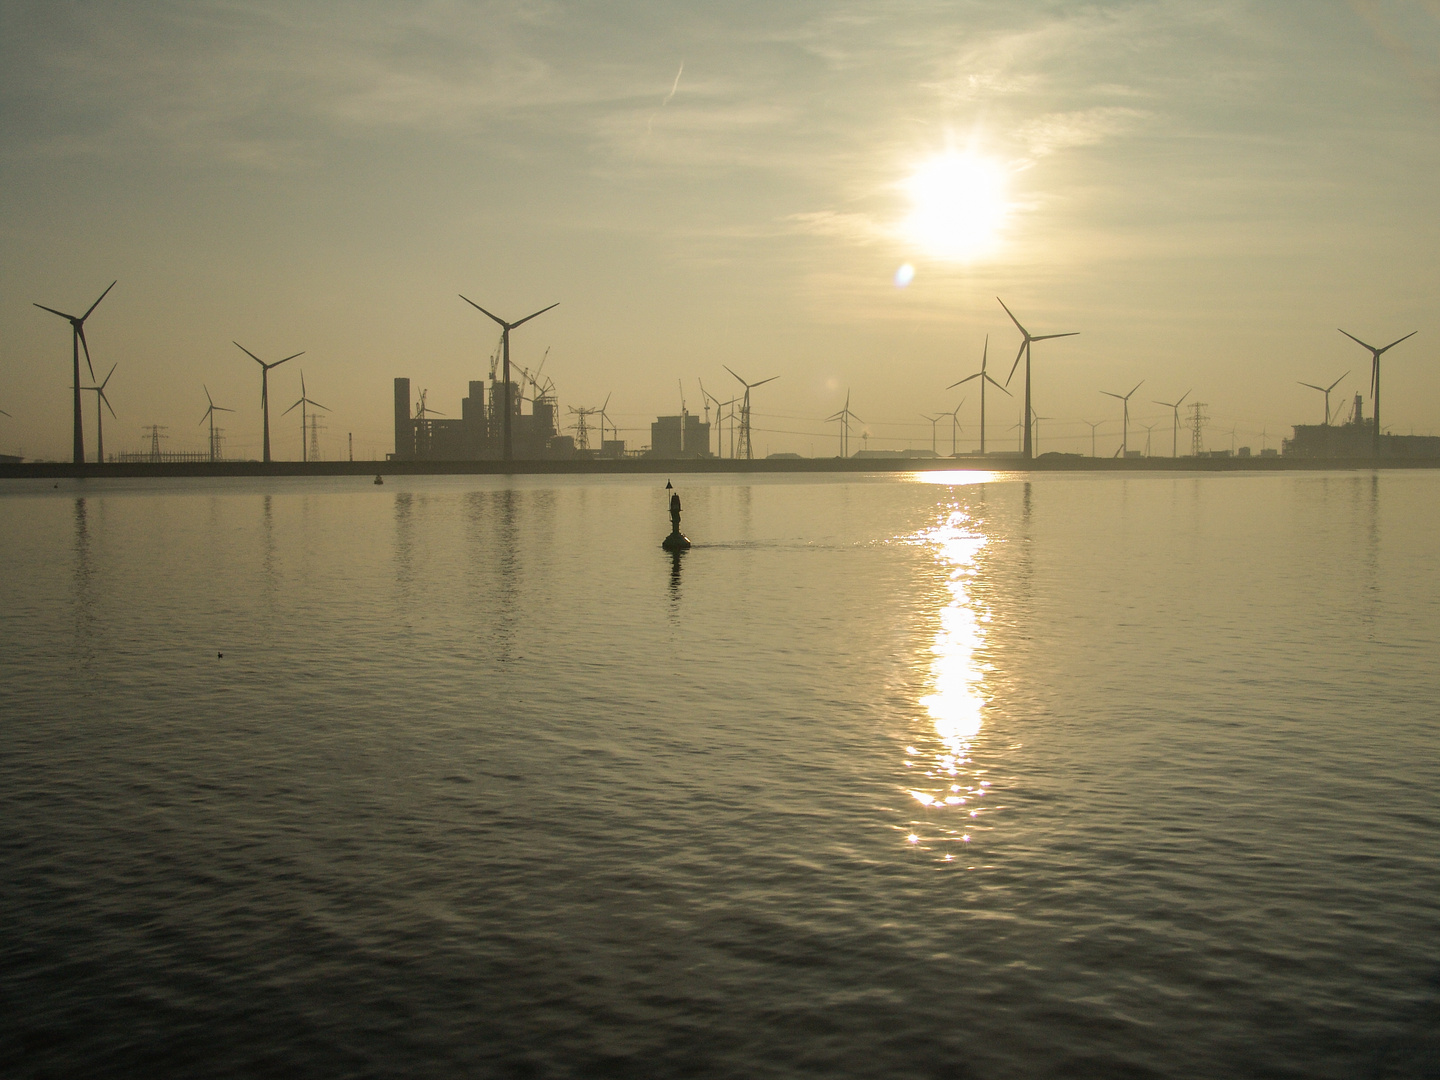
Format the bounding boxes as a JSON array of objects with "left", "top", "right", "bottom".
[
  {"left": 391, "top": 376, "right": 568, "bottom": 460},
  {"left": 649, "top": 413, "right": 711, "bottom": 458},
  {"left": 1283, "top": 392, "right": 1440, "bottom": 458}
]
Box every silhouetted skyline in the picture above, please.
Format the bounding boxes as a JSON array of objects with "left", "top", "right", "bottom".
[{"left": 2, "top": 4, "right": 1438, "bottom": 459}]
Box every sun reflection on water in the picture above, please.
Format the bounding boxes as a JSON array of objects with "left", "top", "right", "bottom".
[{"left": 902, "top": 505, "right": 994, "bottom": 864}]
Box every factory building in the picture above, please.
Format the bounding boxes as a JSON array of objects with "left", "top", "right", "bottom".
[
  {"left": 1283, "top": 393, "right": 1440, "bottom": 458},
  {"left": 392, "top": 377, "right": 564, "bottom": 460},
  {"left": 649, "top": 413, "right": 711, "bottom": 458}
]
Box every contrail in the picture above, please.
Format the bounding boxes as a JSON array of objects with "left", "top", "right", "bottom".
[{"left": 662, "top": 61, "right": 683, "bottom": 105}]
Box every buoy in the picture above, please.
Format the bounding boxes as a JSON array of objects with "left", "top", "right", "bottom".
[
  {"left": 374, "top": 475, "right": 384, "bottom": 485},
  {"left": 662, "top": 480, "right": 691, "bottom": 550}
]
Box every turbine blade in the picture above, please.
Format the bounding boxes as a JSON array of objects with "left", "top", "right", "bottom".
[
  {"left": 1101, "top": 391, "right": 1123, "bottom": 400},
  {"left": 100, "top": 363, "right": 116, "bottom": 390},
  {"left": 1126, "top": 380, "right": 1144, "bottom": 398},
  {"left": 234, "top": 341, "right": 265, "bottom": 365},
  {"left": 1178, "top": 389, "right": 1190, "bottom": 407},
  {"left": 282, "top": 399, "right": 301, "bottom": 416},
  {"left": 1004, "top": 342, "right": 1025, "bottom": 387},
  {"left": 100, "top": 391, "right": 116, "bottom": 418},
  {"left": 33, "top": 303, "right": 77, "bottom": 320},
  {"left": 985, "top": 373, "right": 1012, "bottom": 396},
  {"left": 947, "top": 372, "right": 981, "bottom": 389},
  {"left": 510, "top": 302, "right": 559, "bottom": 329},
  {"left": 1337, "top": 328, "right": 1376, "bottom": 352},
  {"left": 996, "top": 297, "right": 1028, "bottom": 338},
  {"left": 1325, "top": 371, "right": 1349, "bottom": 393},
  {"left": 200, "top": 407, "right": 211, "bottom": 426},
  {"left": 1031, "top": 332, "right": 1079, "bottom": 341},
  {"left": 1378, "top": 330, "right": 1417, "bottom": 353},
  {"left": 270, "top": 352, "right": 303, "bottom": 369},
  {"left": 751, "top": 376, "right": 778, "bottom": 387},
  {"left": 81, "top": 280, "right": 117, "bottom": 321},
  {"left": 459, "top": 295, "right": 507, "bottom": 327},
  {"left": 204, "top": 384, "right": 215, "bottom": 408},
  {"left": 1297, "top": 382, "right": 1325, "bottom": 392},
  {"left": 981, "top": 334, "right": 988, "bottom": 370},
  {"left": 309, "top": 399, "right": 330, "bottom": 412},
  {"left": 77, "top": 325, "right": 96, "bottom": 381},
  {"left": 723, "top": 364, "right": 748, "bottom": 386}
]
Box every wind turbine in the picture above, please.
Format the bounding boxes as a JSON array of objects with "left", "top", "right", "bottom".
[
  {"left": 459, "top": 296, "right": 558, "bottom": 461},
  {"left": 199, "top": 385, "right": 234, "bottom": 463},
  {"left": 34, "top": 280, "right": 116, "bottom": 464},
  {"left": 947, "top": 400, "right": 965, "bottom": 456},
  {"left": 1028, "top": 410, "right": 1053, "bottom": 455},
  {"left": 281, "top": 372, "right": 328, "bottom": 463},
  {"left": 922, "top": 413, "right": 944, "bottom": 455},
  {"left": 1083, "top": 419, "right": 1102, "bottom": 458},
  {"left": 948, "top": 334, "right": 1010, "bottom": 456},
  {"left": 1152, "top": 390, "right": 1190, "bottom": 458},
  {"left": 590, "top": 392, "right": 614, "bottom": 447},
  {"left": 81, "top": 363, "right": 117, "bottom": 464},
  {"left": 998, "top": 299, "right": 1077, "bottom": 459},
  {"left": 1101, "top": 380, "right": 1144, "bottom": 457},
  {"left": 234, "top": 342, "right": 302, "bottom": 463},
  {"left": 723, "top": 365, "right": 777, "bottom": 460},
  {"left": 1337, "top": 328, "right": 1416, "bottom": 456},
  {"left": 826, "top": 391, "right": 863, "bottom": 458},
  {"left": 1297, "top": 371, "right": 1349, "bottom": 425}
]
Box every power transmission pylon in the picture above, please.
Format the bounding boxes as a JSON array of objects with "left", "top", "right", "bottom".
[
  {"left": 309, "top": 413, "right": 323, "bottom": 462},
  {"left": 145, "top": 424, "right": 169, "bottom": 462},
  {"left": 1189, "top": 402, "right": 1208, "bottom": 457}
]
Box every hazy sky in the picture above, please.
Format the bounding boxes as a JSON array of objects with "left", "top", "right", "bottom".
[{"left": 2, "top": 0, "right": 1437, "bottom": 459}]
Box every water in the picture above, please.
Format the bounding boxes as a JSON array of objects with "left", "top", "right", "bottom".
[{"left": 2, "top": 471, "right": 1437, "bottom": 1079}]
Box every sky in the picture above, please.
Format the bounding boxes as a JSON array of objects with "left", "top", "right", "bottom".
[{"left": 2, "top": 0, "right": 1438, "bottom": 460}]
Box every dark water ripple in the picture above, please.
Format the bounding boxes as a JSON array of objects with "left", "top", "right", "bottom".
[{"left": 1, "top": 472, "right": 1437, "bottom": 1078}]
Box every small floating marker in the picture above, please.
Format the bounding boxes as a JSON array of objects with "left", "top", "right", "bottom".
[
  {"left": 218, "top": 652, "right": 223, "bottom": 658},
  {"left": 374, "top": 475, "right": 384, "bottom": 485},
  {"left": 661, "top": 480, "right": 691, "bottom": 551}
]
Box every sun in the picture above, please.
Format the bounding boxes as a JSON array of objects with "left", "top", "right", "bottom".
[{"left": 901, "top": 151, "right": 1010, "bottom": 261}]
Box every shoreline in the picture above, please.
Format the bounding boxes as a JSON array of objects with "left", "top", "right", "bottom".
[{"left": 2, "top": 455, "right": 1437, "bottom": 480}]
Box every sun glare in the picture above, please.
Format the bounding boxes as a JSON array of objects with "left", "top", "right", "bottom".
[{"left": 901, "top": 151, "right": 1009, "bottom": 261}]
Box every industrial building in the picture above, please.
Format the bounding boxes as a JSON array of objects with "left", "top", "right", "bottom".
[
  {"left": 649, "top": 413, "right": 711, "bottom": 458},
  {"left": 1284, "top": 393, "right": 1440, "bottom": 458},
  {"left": 392, "top": 377, "right": 564, "bottom": 460}
]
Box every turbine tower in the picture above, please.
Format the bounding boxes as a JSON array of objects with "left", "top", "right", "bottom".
[
  {"left": 282, "top": 372, "right": 328, "bottom": 463},
  {"left": 199, "top": 385, "right": 234, "bottom": 463},
  {"left": 34, "top": 280, "right": 116, "bottom": 464},
  {"left": 1338, "top": 328, "right": 1416, "bottom": 457},
  {"left": 1101, "top": 381, "right": 1144, "bottom": 457},
  {"left": 1152, "top": 390, "right": 1190, "bottom": 458},
  {"left": 724, "top": 365, "right": 777, "bottom": 460},
  {"left": 998, "top": 299, "right": 1077, "bottom": 460},
  {"left": 1297, "top": 371, "right": 1348, "bottom": 426},
  {"left": 82, "top": 363, "right": 117, "bottom": 464},
  {"left": 947, "top": 399, "right": 964, "bottom": 456},
  {"left": 948, "top": 335, "right": 1009, "bottom": 456},
  {"left": 922, "top": 413, "right": 943, "bottom": 455},
  {"left": 235, "top": 342, "right": 302, "bottom": 463},
  {"left": 826, "top": 390, "right": 863, "bottom": 458},
  {"left": 459, "top": 295, "right": 558, "bottom": 461}
]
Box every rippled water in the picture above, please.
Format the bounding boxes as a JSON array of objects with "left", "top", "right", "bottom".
[{"left": 2, "top": 471, "right": 1437, "bottom": 1079}]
